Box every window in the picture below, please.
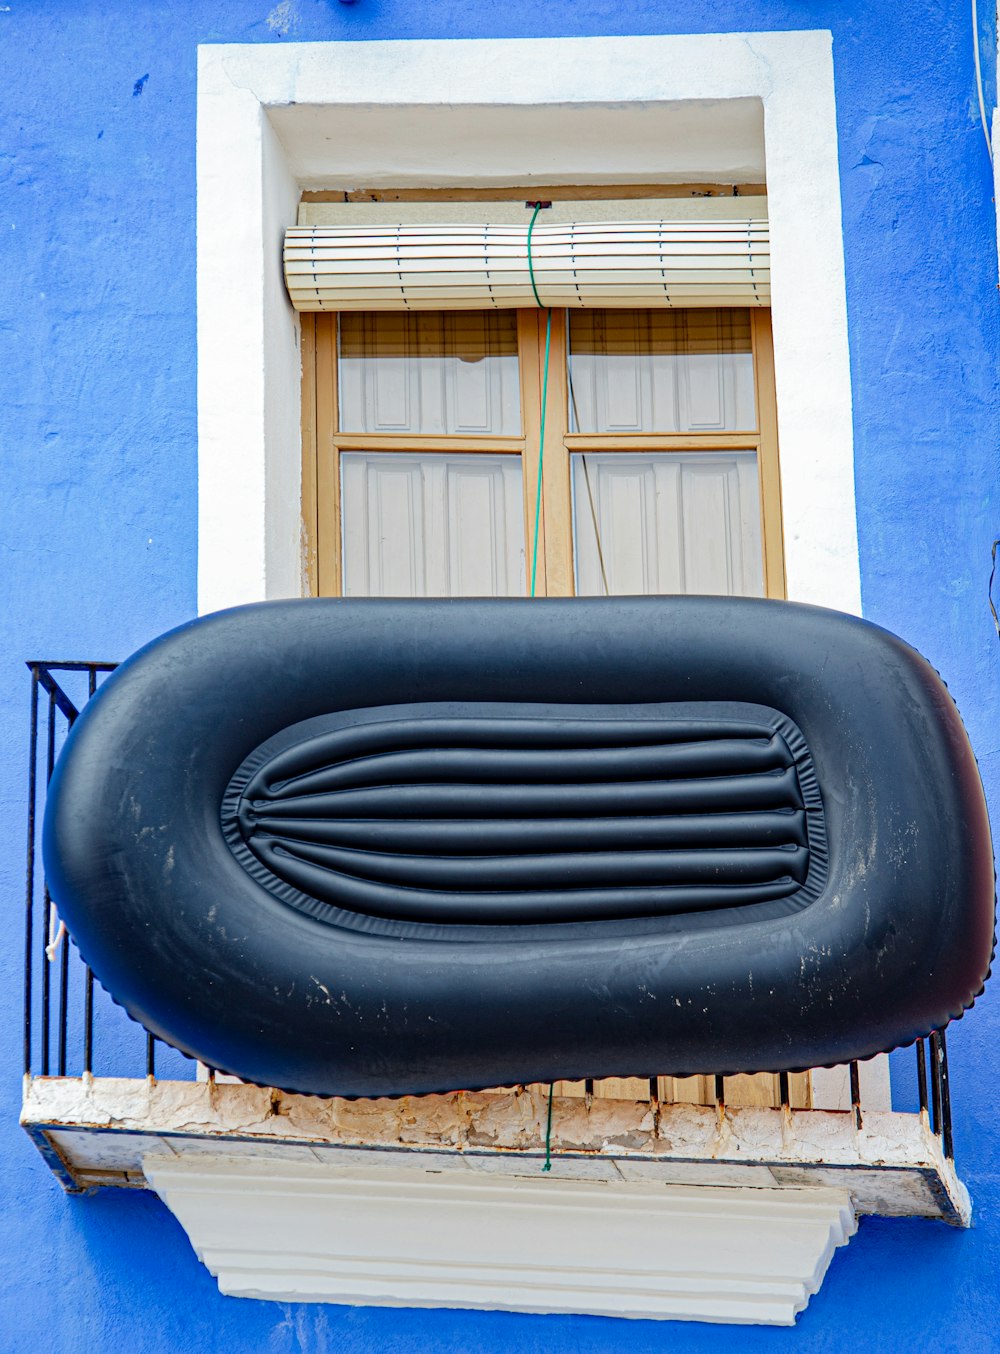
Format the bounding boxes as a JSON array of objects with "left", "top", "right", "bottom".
[{"left": 301, "top": 303, "right": 784, "bottom": 601}]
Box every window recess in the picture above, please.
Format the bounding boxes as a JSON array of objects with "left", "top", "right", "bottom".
[{"left": 292, "top": 193, "right": 781, "bottom": 601}]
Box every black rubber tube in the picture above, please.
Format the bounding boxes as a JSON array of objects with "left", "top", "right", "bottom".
[{"left": 42, "top": 596, "right": 996, "bottom": 1098}]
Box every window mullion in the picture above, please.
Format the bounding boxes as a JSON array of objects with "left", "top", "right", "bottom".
[
  {"left": 540, "top": 310, "right": 574, "bottom": 597},
  {"left": 517, "top": 309, "right": 546, "bottom": 596},
  {"left": 565, "top": 433, "right": 762, "bottom": 452},
  {"left": 330, "top": 434, "right": 525, "bottom": 453}
]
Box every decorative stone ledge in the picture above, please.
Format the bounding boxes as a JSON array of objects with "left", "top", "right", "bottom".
[
  {"left": 21, "top": 1075, "right": 970, "bottom": 1326},
  {"left": 22, "top": 1075, "right": 969, "bottom": 1220}
]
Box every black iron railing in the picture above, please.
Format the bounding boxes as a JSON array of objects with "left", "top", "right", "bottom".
[
  {"left": 23, "top": 661, "right": 168, "bottom": 1083},
  {"left": 22, "top": 660, "right": 954, "bottom": 1159}
]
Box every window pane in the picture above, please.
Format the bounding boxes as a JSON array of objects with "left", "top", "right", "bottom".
[
  {"left": 341, "top": 451, "right": 525, "bottom": 597},
  {"left": 338, "top": 311, "right": 520, "bottom": 436},
  {"left": 572, "top": 452, "right": 764, "bottom": 597},
  {"left": 568, "top": 309, "right": 756, "bottom": 433}
]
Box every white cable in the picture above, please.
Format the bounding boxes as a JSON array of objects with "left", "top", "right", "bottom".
[
  {"left": 45, "top": 909, "right": 66, "bottom": 962},
  {"left": 973, "top": 0, "right": 993, "bottom": 163}
]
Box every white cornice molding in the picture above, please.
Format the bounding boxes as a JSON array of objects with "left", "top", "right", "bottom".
[{"left": 144, "top": 1152, "right": 856, "bottom": 1326}]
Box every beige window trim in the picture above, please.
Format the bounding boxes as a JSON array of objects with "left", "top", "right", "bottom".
[{"left": 301, "top": 182, "right": 767, "bottom": 203}]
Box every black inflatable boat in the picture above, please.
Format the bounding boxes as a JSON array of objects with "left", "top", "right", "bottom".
[{"left": 42, "top": 596, "right": 995, "bottom": 1097}]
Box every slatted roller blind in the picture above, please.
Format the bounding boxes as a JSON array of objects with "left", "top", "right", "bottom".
[{"left": 284, "top": 220, "right": 770, "bottom": 311}]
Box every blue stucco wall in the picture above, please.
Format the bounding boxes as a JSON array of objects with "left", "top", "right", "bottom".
[{"left": 2, "top": 2, "right": 999, "bottom": 1349}]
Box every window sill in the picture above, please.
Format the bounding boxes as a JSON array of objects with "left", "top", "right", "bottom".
[{"left": 22, "top": 1075, "right": 969, "bottom": 1326}]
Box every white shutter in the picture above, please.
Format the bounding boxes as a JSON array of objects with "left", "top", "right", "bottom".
[
  {"left": 572, "top": 452, "right": 764, "bottom": 598},
  {"left": 342, "top": 452, "right": 525, "bottom": 597},
  {"left": 285, "top": 220, "right": 769, "bottom": 312},
  {"left": 567, "top": 310, "right": 756, "bottom": 434},
  {"left": 338, "top": 312, "right": 520, "bottom": 436}
]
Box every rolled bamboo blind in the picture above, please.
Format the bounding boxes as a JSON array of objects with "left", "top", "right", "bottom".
[{"left": 283, "top": 220, "right": 770, "bottom": 311}]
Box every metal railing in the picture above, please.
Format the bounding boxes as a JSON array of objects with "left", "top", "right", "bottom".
[
  {"left": 23, "top": 661, "right": 165, "bottom": 1083},
  {"left": 22, "top": 659, "right": 955, "bottom": 1159}
]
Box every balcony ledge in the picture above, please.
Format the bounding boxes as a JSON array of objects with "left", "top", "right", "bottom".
[{"left": 21, "top": 1074, "right": 969, "bottom": 1327}]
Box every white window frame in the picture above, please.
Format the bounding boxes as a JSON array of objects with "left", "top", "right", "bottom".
[{"left": 195, "top": 32, "right": 860, "bottom": 618}]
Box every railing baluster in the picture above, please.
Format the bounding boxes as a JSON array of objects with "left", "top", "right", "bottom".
[
  {"left": 82, "top": 666, "right": 98, "bottom": 1076},
  {"left": 930, "top": 1030, "right": 945, "bottom": 1141},
  {"left": 83, "top": 968, "right": 94, "bottom": 1076},
  {"left": 916, "top": 1037, "right": 929, "bottom": 1117},
  {"left": 57, "top": 680, "right": 79, "bottom": 1079},
  {"left": 57, "top": 934, "right": 70, "bottom": 1077},
  {"left": 39, "top": 694, "right": 56, "bottom": 1077},
  {"left": 849, "top": 1061, "right": 862, "bottom": 1129},
  {"left": 936, "top": 1029, "right": 954, "bottom": 1160},
  {"left": 23, "top": 666, "right": 39, "bottom": 1076}
]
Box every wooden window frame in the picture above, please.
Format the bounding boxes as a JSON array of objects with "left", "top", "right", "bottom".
[{"left": 301, "top": 308, "right": 785, "bottom": 602}]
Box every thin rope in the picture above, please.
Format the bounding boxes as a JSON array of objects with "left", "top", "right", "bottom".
[
  {"left": 542, "top": 1079, "right": 554, "bottom": 1172},
  {"left": 45, "top": 912, "right": 66, "bottom": 963},
  {"left": 580, "top": 455, "right": 610, "bottom": 596},
  {"left": 566, "top": 348, "right": 610, "bottom": 595},
  {"left": 527, "top": 203, "right": 551, "bottom": 599},
  {"left": 990, "top": 538, "right": 1000, "bottom": 637},
  {"left": 527, "top": 204, "right": 556, "bottom": 1159}
]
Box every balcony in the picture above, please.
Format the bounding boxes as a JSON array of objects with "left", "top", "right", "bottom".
[{"left": 20, "top": 660, "right": 972, "bottom": 1327}]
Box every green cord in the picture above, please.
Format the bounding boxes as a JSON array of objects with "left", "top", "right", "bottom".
[
  {"left": 542, "top": 1079, "right": 554, "bottom": 1172},
  {"left": 526, "top": 202, "right": 546, "bottom": 308},
  {"left": 530, "top": 311, "right": 551, "bottom": 599},
  {"left": 528, "top": 204, "right": 556, "bottom": 1165},
  {"left": 526, "top": 203, "right": 550, "bottom": 600}
]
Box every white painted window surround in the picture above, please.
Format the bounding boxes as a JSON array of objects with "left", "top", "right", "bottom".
[{"left": 196, "top": 32, "right": 860, "bottom": 617}]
